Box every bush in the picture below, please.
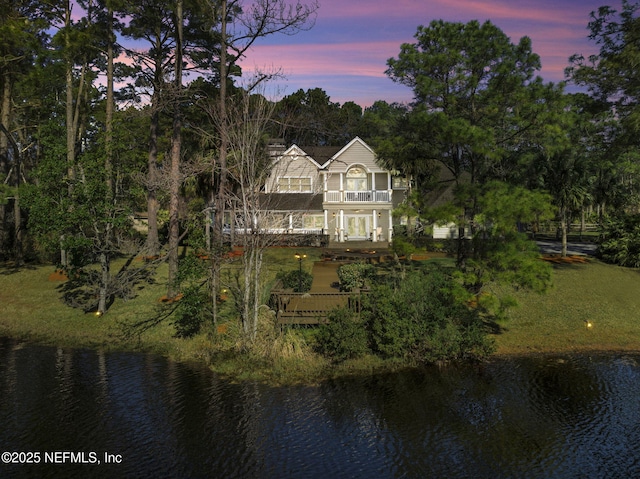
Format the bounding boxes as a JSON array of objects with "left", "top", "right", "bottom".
[
  {"left": 315, "top": 307, "right": 370, "bottom": 361},
  {"left": 365, "top": 268, "right": 495, "bottom": 363},
  {"left": 391, "top": 236, "right": 416, "bottom": 257},
  {"left": 173, "top": 286, "right": 209, "bottom": 338},
  {"left": 337, "top": 262, "right": 375, "bottom": 291},
  {"left": 276, "top": 269, "right": 313, "bottom": 292},
  {"left": 598, "top": 213, "right": 640, "bottom": 267}
]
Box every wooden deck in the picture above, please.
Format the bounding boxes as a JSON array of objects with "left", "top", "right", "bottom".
[{"left": 270, "top": 291, "right": 365, "bottom": 325}]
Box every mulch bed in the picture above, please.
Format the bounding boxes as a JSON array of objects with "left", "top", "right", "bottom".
[
  {"left": 48, "top": 270, "right": 68, "bottom": 281},
  {"left": 541, "top": 255, "right": 590, "bottom": 264}
]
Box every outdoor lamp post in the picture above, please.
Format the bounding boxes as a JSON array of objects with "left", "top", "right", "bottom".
[{"left": 294, "top": 252, "right": 306, "bottom": 292}]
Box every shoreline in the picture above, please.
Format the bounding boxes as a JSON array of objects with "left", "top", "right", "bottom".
[{"left": 2, "top": 258, "right": 640, "bottom": 382}]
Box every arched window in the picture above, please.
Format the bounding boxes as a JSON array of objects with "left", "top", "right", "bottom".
[{"left": 346, "top": 167, "right": 368, "bottom": 191}]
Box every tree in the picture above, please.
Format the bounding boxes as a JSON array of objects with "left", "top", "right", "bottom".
[
  {"left": 567, "top": 0, "right": 640, "bottom": 217},
  {"left": 221, "top": 87, "right": 277, "bottom": 341},
  {"left": 385, "top": 19, "right": 549, "bottom": 264},
  {"left": 522, "top": 93, "right": 596, "bottom": 256},
  {"left": 272, "top": 87, "right": 356, "bottom": 145},
  {"left": 567, "top": 1, "right": 640, "bottom": 123},
  {"left": 0, "top": 0, "right": 51, "bottom": 261},
  {"left": 166, "top": 0, "right": 184, "bottom": 299},
  {"left": 201, "top": 0, "right": 318, "bottom": 326},
  {"left": 120, "top": 0, "right": 220, "bottom": 257},
  {"left": 386, "top": 19, "right": 544, "bottom": 182}
]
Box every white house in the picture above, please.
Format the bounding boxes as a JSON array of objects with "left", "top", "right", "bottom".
[{"left": 256, "top": 137, "right": 408, "bottom": 244}]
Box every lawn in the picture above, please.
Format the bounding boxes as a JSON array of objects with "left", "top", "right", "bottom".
[
  {"left": 494, "top": 259, "right": 640, "bottom": 355},
  {"left": 1, "top": 251, "right": 639, "bottom": 365},
  {"left": 0, "top": 247, "right": 324, "bottom": 361}
]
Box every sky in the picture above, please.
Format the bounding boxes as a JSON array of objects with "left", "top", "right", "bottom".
[{"left": 238, "top": 0, "right": 622, "bottom": 108}]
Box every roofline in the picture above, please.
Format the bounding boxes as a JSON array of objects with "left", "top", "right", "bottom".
[
  {"left": 320, "top": 137, "right": 377, "bottom": 169},
  {"left": 273, "top": 144, "right": 324, "bottom": 169}
]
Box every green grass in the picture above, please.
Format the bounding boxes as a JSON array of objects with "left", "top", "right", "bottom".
[
  {"left": 2, "top": 252, "right": 640, "bottom": 380},
  {"left": 494, "top": 259, "right": 640, "bottom": 355},
  {"left": 0, "top": 247, "right": 324, "bottom": 363}
]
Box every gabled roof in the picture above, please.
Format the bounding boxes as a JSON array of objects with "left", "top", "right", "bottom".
[
  {"left": 320, "top": 137, "right": 378, "bottom": 169},
  {"left": 272, "top": 137, "right": 380, "bottom": 171},
  {"left": 273, "top": 144, "right": 324, "bottom": 169},
  {"left": 298, "top": 146, "right": 342, "bottom": 166}
]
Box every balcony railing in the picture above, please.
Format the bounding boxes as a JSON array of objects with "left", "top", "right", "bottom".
[{"left": 324, "top": 190, "right": 390, "bottom": 203}]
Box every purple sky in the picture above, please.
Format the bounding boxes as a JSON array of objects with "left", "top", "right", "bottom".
[{"left": 238, "top": 0, "right": 620, "bottom": 107}]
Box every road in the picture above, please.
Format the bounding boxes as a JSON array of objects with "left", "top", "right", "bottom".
[{"left": 536, "top": 240, "right": 597, "bottom": 256}]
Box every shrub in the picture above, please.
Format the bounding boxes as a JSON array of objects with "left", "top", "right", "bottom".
[
  {"left": 391, "top": 236, "right": 416, "bottom": 257},
  {"left": 337, "top": 262, "right": 375, "bottom": 291},
  {"left": 173, "top": 286, "right": 209, "bottom": 338},
  {"left": 315, "top": 307, "right": 370, "bottom": 361},
  {"left": 315, "top": 267, "right": 496, "bottom": 365},
  {"left": 365, "top": 268, "right": 495, "bottom": 363},
  {"left": 276, "top": 269, "right": 313, "bottom": 292},
  {"left": 598, "top": 213, "right": 640, "bottom": 267}
]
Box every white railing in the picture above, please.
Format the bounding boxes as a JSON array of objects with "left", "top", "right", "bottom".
[
  {"left": 325, "top": 191, "right": 341, "bottom": 202},
  {"left": 324, "top": 190, "right": 390, "bottom": 203}
]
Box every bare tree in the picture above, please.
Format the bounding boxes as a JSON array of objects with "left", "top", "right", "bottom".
[
  {"left": 205, "top": 0, "right": 318, "bottom": 324},
  {"left": 220, "top": 85, "right": 277, "bottom": 341}
]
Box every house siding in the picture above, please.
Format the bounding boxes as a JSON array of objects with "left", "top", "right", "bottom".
[
  {"left": 265, "top": 154, "right": 321, "bottom": 193},
  {"left": 261, "top": 137, "right": 399, "bottom": 244},
  {"left": 326, "top": 140, "right": 380, "bottom": 173}
]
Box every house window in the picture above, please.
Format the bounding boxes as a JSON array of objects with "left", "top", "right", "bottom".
[
  {"left": 346, "top": 167, "right": 368, "bottom": 191},
  {"left": 303, "top": 215, "right": 324, "bottom": 230},
  {"left": 277, "top": 177, "right": 312, "bottom": 192},
  {"left": 392, "top": 176, "right": 409, "bottom": 189}
]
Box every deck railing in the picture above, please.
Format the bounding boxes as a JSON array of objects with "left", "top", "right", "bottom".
[
  {"left": 270, "top": 291, "right": 366, "bottom": 325},
  {"left": 324, "top": 190, "right": 390, "bottom": 203}
]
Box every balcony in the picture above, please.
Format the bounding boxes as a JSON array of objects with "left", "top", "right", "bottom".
[{"left": 324, "top": 190, "right": 391, "bottom": 203}]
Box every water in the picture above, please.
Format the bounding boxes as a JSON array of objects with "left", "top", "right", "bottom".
[{"left": 1, "top": 337, "right": 640, "bottom": 478}]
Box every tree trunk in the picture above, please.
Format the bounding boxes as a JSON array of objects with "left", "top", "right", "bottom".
[
  {"left": 63, "top": 0, "right": 89, "bottom": 267},
  {"left": 560, "top": 206, "right": 568, "bottom": 257},
  {"left": 0, "top": 73, "right": 11, "bottom": 257},
  {"left": 167, "top": 0, "right": 183, "bottom": 299},
  {"left": 211, "top": 0, "right": 229, "bottom": 324},
  {"left": 98, "top": 6, "right": 115, "bottom": 315},
  {"left": 145, "top": 42, "right": 164, "bottom": 257},
  {"left": 146, "top": 104, "right": 161, "bottom": 256},
  {"left": 13, "top": 191, "right": 22, "bottom": 265}
]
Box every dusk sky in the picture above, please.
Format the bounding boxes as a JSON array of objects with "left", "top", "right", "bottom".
[{"left": 238, "top": 0, "right": 621, "bottom": 107}]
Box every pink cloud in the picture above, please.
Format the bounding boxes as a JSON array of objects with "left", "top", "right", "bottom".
[
  {"left": 240, "top": 41, "right": 402, "bottom": 79},
  {"left": 242, "top": 0, "right": 611, "bottom": 106}
]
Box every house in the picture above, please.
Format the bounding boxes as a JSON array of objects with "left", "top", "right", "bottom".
[{"left": 253, "top": 137, "right": 408, "bottom": 244}]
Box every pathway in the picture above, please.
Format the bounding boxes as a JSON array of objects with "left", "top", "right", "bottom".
[{"left": 309, "top": 261, "right": 341, "bottom": 292}]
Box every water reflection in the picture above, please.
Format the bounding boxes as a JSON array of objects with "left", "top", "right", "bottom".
[{"left": 1, "top": 337, "right": 640, "bottom": 478}]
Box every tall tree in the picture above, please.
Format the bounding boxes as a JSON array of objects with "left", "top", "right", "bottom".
[
  {"left": 567, "top": 0, "right": 640, "bottom": 217},
  {"left": 385, "top": 19, "right": 548, "bottom": 264},
  {"left": 202, "top": 0, "right": 318, "bottom": 326},
  {"left": 0, "top": 0, "right": 50, "bottom": 261},
  {"left": 166, "top": 0, "right": 184, "bottom": 299},
  {"left": 530, "top": 95, "right": 593, "bottom": 256},
  {"left": 386, "top": 19, "right": 544, "bottom": 184},
  {"left": 121, "top": 0, "right": 220, "bottom": 257}
]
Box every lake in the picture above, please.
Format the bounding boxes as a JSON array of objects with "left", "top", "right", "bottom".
[{"left": 1, "top": 336, "right": 639, "bottom": 478}]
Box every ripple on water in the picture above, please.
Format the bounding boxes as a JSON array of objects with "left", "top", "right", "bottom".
[{"left": 3, "top": 338, "right": 640, "bottom": 479}]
